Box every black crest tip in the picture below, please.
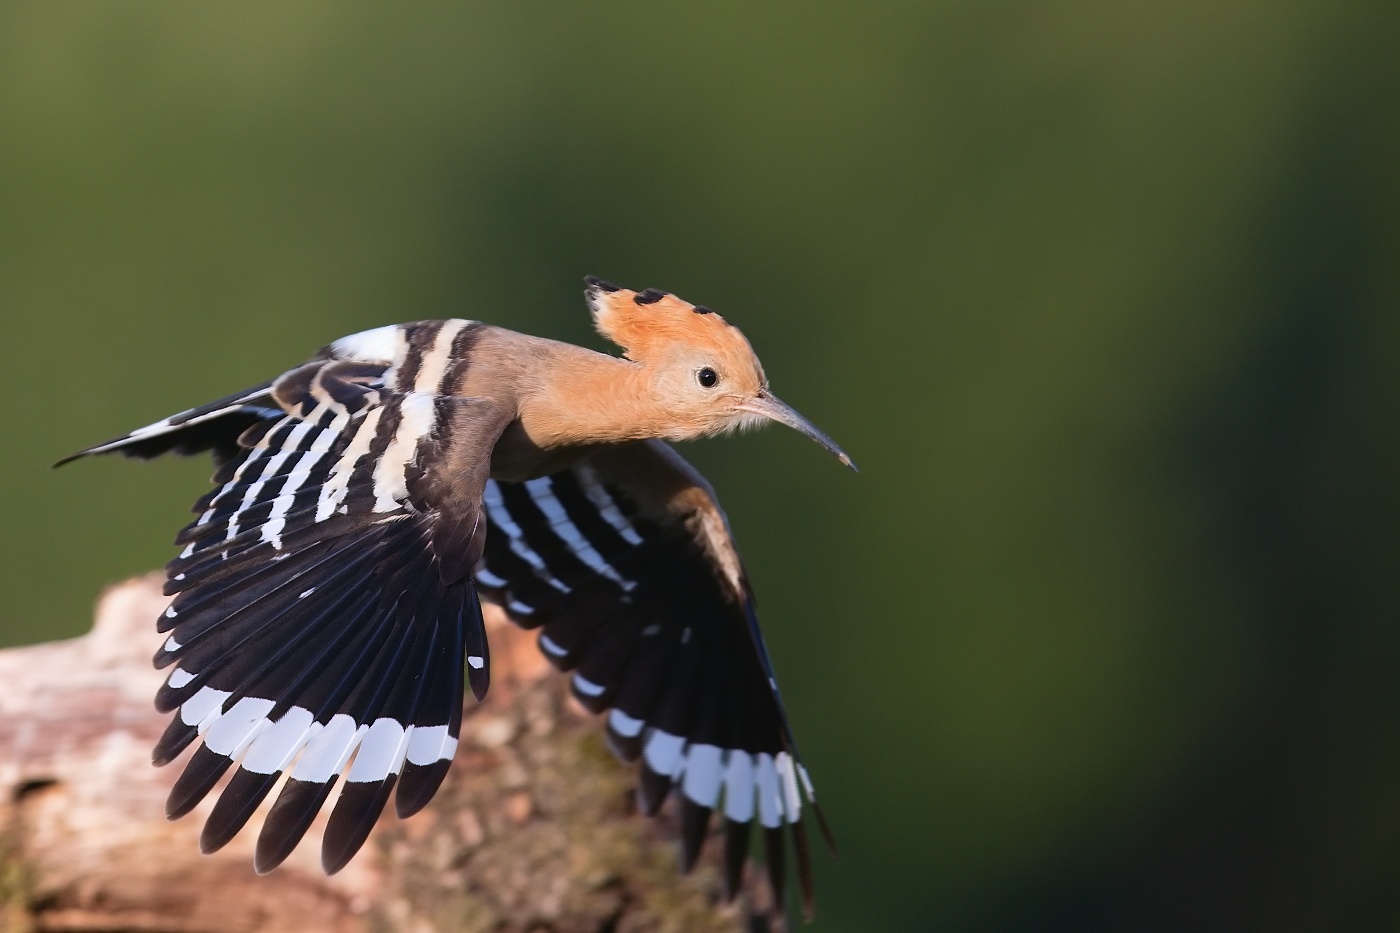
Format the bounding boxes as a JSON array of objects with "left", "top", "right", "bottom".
[
  {"left": 633, "top": 288, "right": 666, "bottom": 305},
  {"left": 692, "top": 305, "right": 714, "bottom": 315},
  {"left": 583, "top": 275, "right": 621, "bottom": 292}
]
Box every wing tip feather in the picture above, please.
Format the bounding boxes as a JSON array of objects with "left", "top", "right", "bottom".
[
  {"left": 321, "top": 778, "right": 397, "bottom": 875},
  {"left": 256, "top": 777, "right": 337, "bottom": 873}
]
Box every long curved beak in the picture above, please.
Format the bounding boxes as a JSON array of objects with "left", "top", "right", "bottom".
[{"left": 737, "top": 390, "right": 858, "bottom": 471}]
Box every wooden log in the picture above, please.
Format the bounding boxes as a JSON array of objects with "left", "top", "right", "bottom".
[{"left": 0, "top": 576, "right": 770, "bottom": 932}]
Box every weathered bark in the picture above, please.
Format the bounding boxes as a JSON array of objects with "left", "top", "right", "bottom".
[{"left": 0, "top": 576, "right": 772, "bottom": 933}]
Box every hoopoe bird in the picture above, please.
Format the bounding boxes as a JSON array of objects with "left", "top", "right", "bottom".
[{"left": 58, "top": 277, "right": 854, "bottom": 916}]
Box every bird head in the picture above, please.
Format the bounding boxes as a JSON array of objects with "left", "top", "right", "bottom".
[{"left": 584, "top": 276, "right": 856, "bottom": 470}]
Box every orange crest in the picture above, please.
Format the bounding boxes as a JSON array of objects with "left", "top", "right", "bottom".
[{"left": 583, "top": 277, "right": 758, "bottom": 373}]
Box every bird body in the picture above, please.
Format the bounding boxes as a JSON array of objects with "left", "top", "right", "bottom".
[{"left": 60, "top": 278, "right": 853, "bottom": 917}]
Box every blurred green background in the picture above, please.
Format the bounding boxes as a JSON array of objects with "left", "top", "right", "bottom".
[{"left": 3, "top": 3, "right": 1399, "bottom": 930}]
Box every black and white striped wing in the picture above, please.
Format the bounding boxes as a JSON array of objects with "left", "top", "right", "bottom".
[
  {"left": 473, "top": 440, "right": 828, "bottom": 916},
  {"left": 65, "top": 319, "right": 509, "bottom": 874},
  {"left": 53, "top": 382, "right": 280, "bottom": 467}
]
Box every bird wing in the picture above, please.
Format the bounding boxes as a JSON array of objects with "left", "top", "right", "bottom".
[
  {"left": 52, "top": 380, "right": 281, "bottom": 466},
  {"left": 474, "top": 439, "right": 828, "bottom": 915},
  {"left": 74, "top": 320, "right": 514, "bottom": 874}
]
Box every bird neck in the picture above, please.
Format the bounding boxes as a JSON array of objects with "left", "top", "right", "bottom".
[{"left": 516, "top": 343, "right": 660, "bottom": 449}]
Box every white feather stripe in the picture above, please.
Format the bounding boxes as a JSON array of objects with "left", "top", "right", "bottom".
[
  {"left": 253, "top": 414, "right": 343, "bottom": 490},
  {"left": 524, "top": 477, "right": 636, "bottom": 591},
  {"left": 413, "top": 319, "right": 469, "bottom": 394},
  {"left": 242, "top": 409, "right": 321, "bottom": 453},
  {"left": 608, "top": 709, "right": 644, "bottom": 738},
  {"left": 167, "top": 667, "right": 195, "bottom": 689},
  {"left": 240, "top": 706, "right": 316, "bottom": 774},
  {"left": 209, "top": 447, "right": 277, "bottom": 541},
  {"left": 484, "top": 481, "right": 571, "bottom": 592},
  {"left": 113, "top": 414, "right": 175, "bottom": 442},
  {"left": 405, "top": 724, "right": 457, "bottom": 766},
  {"left": 379, "top": 326, "right": 412, "bottom": 389},
  {"left": 219, "top": 446, "right": 269, "bottom": 489},
  {"left": 756, "top": 753, "right": 783, "bottom": 828},
  {"left": 797, "top": 762, "right": 817, "bottom": 801},
  {"left": 723, "top": 751, "right": 756, "bottom": 822},
  {"left": 372, "top": 393, "right": 436, "bottom": 512},
  {"left": 198, "top": 446, "right": 268, "bottom": 523},
  {"left": 260, "top": 476, "right": 323, "bottom": 546},
  {"left": 573, "top": 674, "right": 606, "bottom": 697},
  {"left": 226, "top": 409, "right": 325, "bottom": 540},
  {"left": 576, "top": 467, "right": 644, "bottom": 545},
  {"left": 643, "top": 728, "right": 685, "bottom": 777},
  {"left": 484, "top": 481, "right": 531, "bottom": 544},
  {"left": 776, "top": 752, "right": 803, "bottom": 821},
  {"left": 309, "top": 369, "right": 349, "bottom": 420},
  {"left": 261, "top": 410, "right": 350, "bottom": 547},
  {"left": 226, "top": 453, "right": 289, "bottom": 539},
  {"left": 331, "top": 324, "right": 400, "bottom": 362},
  {"left": 681, "top": 743, "right": 724, "bottom": 808},
  {"left": 475, "top": 568, "right": 507, "bottom": 588},
  {"left": 316, "top": 408, "right": 383, "bottom": 521},
  {"left": 346, "top": 718, "right": 409, "bottom": 783},
  {"left": 197, "top": 704, "right": 224, "bottom": 736},
  {"left": 203, "top": 697, "right": 277, "bottom": 757},
  {"left": 85, "top": 388, "right": 273, "bottom": 453},
  {"left": 291, "top": 714, "right": 365, "bottom": 783},
  {"left": 255, "top": 462, "right": 333, "bottom": 492},
  {"left": 180, "top": 686, "right": 230, "bottom": 728}
]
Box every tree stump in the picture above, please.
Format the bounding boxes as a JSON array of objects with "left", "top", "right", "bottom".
[{"left": 0, "top": 576, "right": 770, "bottom": 932}]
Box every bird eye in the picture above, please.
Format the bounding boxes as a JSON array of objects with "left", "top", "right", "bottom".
[{"left": 697, "top": 367, "right": 719, "bottom": 389}]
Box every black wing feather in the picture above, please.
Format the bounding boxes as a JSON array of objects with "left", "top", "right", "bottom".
[
  {"left": 63, "top": 321, "right": 513, "bottom": 877},
  {"left": 395, "top": 583, "right": 469, "bottom": 818},
  {"left": 475, "top": 444, "right": 827, "bottom": 917},
  {"left": 53, "top": 381, "right": 278, "bottom": 467}
]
